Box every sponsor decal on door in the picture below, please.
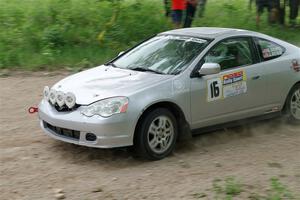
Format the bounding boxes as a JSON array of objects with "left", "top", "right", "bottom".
[{"left": 207, "top": 70, "right": 247, "bottom": 102}]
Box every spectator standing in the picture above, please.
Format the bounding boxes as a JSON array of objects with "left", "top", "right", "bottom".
[
  {"left": 276, "top": 0, "right": 286, "bottom": 25},
  {"left": 184, "top": 0, "right": 198, "bottom": 27},
  {"left": 171, "top": 0, "right": 186, "bottom": 28},
  {"left": 198, "top": 0, "right": 207, "bottom": 18},
  {"left": 164, "top": 0, "right": 171, "bottom": 17},
  {"left": 256, "top": 0, "right": 272, "bottom": 26},
  {"left": 249, "top": 0, "right": 254, "bottom": 9},
  {"left": 289, "top": 0, "right": 300, "bottom": 27}
]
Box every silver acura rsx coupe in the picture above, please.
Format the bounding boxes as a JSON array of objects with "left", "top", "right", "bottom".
[{"left": 38, "top": 27, "right": 300, "bottom": 160}]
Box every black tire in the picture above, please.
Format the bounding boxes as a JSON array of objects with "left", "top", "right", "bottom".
[
  {"left": 283, "top": 83, "right": 300, "bottom": 124},
  {"left": 133, "top": 108, "right": 178, "bottom": 160}
]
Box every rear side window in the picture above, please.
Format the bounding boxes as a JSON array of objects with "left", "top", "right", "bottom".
[{"left": 255, "top": 38, "right": 285, "bottom": 61}]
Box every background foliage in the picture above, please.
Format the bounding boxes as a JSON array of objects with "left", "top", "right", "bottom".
[{"left": 0, "top": 0, "right": 299, "bottom": 70}]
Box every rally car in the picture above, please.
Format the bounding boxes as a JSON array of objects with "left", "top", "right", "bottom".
[{"left": 38, "top": 27, "right": 300, "bottom": 160}]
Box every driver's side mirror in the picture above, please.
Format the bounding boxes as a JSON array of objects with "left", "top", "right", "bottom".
[
  {"left": 118, "top": 51, "right": 125, "bottom": 56},
  {"left": 198, "top": 63, "right": 221, "bottom": 76}
]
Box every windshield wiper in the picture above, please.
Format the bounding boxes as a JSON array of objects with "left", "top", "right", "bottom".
[
  {"left": 129, "top": 67, "right": 165, "bottom": 75},
  {"left": 105, "top": 62, "right": 118, "bottom": 68}
]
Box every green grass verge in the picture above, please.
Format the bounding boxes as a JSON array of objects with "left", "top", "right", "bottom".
[
  {"left": 192, "top": 177, "right": 299, "bottom": 200},
  {"left": 0, "top": 0, "right": 299, "bottom": 70}
]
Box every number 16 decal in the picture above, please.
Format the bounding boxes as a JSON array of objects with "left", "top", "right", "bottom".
[{"left": 207, "top": 78, "right": 222, "bottom": 102}]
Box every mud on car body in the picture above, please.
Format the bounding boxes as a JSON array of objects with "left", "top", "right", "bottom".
[{"left": 38, "top": 27, "right": 300, "bottom": 160}]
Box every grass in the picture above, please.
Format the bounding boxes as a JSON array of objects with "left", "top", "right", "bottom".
[
  {"left": 192, "top": 177, "right": 299, "bottom": 200},
  {"left": 212, "top": 177, "right": 242, "bottom": 200},
  {"left": 266, "top": 177, "right": 295, "bottom": 200},
  {"left": 0, "top": 0, "right": 299, "bottom": 70},
  {"left": 0, "top": 0, "right": 170, "bottom": 70},
  {"left": 193, "top": 0, "right": 300, "bottom": 45}
]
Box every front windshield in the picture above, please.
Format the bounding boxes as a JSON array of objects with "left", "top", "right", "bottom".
[{"left": 113, "top": 35, "right": 209, "bottom": 75}]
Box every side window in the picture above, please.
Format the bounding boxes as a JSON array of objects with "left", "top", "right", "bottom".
[
  {"left": 203, "top": 38, "right": 254, "bottom": 71},
  {"left": 255, "top": 38, "right": 284, "bottom": 61}
]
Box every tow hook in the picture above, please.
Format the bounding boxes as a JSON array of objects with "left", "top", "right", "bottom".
[{"left": 28, "top": 106, "right": 38, "bottom": 114}]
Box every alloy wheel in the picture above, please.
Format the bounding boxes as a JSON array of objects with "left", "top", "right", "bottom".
[{"left": 147, "top": 116, "right": 174, "bottom": 154}]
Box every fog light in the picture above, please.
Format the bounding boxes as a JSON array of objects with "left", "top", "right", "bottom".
[
  {"left": 65, "top": 92, "right": 76, "bottom": 109},
  {"left": 49, "top": 89, "right": 57, "bottom": 105},
  {"left": 85, "top": 133, "right": 97, "bottom": 141},
  {"left": 43, "top": 86, "right": 50, "bottom": 100},
  {"left": 56, "top": 91, "right": 65, "bottom": 107}
]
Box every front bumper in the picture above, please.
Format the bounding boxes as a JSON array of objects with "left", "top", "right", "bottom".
[{"left": 38, "top": 100, "right": 133, "bottom": 148}]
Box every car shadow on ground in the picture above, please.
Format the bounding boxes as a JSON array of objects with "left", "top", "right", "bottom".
[{"left": 48, "top": 116, "right": 292, "bottom": 166}]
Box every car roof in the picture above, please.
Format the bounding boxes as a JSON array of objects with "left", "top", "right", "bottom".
[
  {"left": 158, "top": 27, "right": 298, "bottom": 55},
  {"left": 159, "top": 27, "right": 256, "bottom": 39}
]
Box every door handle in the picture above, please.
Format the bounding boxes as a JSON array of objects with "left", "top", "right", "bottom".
[{"left": 252, "top": 75, "right": 260, "bottom": 80}]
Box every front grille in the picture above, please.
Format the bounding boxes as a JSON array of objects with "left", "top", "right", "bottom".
[
  {"left": 51, "top": 102, "right": 80, "bottom": 112},
  {"left": 44, "top": 121, "right": 80, "bottom": 140}
]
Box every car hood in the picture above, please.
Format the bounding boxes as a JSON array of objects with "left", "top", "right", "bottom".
[{"left": 52, "top": 65, "right": 173, "bottom": 105}]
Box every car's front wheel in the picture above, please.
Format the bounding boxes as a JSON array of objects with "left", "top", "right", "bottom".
[
  {"left": 284, "top": 83, "right": 300, "bottom": 124},
  {"left": 133, "top": 108, "right": 178, "bottom": 160}
]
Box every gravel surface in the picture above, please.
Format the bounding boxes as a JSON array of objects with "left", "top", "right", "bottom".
[{"left": 1, "top": 73, "right": 299, "bottom": 200}]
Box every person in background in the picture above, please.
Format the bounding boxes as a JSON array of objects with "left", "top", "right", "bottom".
[
  {"left": 249, "top": 0, "right": 254, "bottom": 9},
  {"left": 276, "top": 0, "right": 286, "bottom": 25},
  {"left": 184, "top": 0, "right": 198, "bottom": 27},
  {"left": 164, "top": 0, "right": 171, "bottom": 17},
  {"left": 171, "top": 0, "right": 186, "bottom": 28},
  {"left": 198, "top": 0, "right": 207, "bottom": 18},
  {"left": 256, "top": 0, "right": 272, "bottom": 27},
  {"left": 289, "top": 0, "right": 300, "bottom": 27}
]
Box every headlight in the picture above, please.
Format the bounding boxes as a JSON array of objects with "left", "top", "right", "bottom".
[{"left": 81, "top": 97, "right": 129, "bottom": 117}]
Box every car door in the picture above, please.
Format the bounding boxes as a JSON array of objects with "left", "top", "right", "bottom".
[{"left": 190, "top": 37, "right": 268, "bottom": 129}]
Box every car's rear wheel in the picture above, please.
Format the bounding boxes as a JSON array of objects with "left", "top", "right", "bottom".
[
  {"left": 284, "top": 83, "right": 300, "bottom": 124},
  {"left": 133, "top": 108, "right": 178, "bottom": 160}
]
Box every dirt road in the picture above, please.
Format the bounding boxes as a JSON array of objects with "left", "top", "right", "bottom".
[{"left": 0, "top": 72, "right": 299, "bottom": 200}]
